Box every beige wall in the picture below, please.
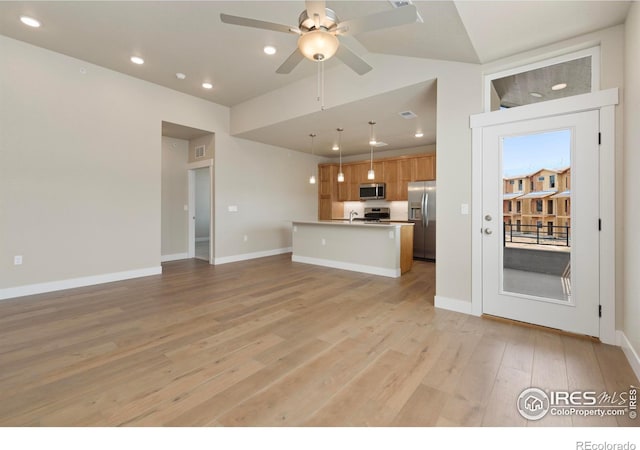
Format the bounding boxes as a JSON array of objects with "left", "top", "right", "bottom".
[
  {"left": 231, "top": 54, "right": 483, "bottom": 306},
  {"left": 338, "top": 144, "right": 436, "bottom": 164},
  {"left": 0, "top": 35, "right": 320, "bottom": 292},
  {"left": 161, "top": 136, "right": 189, "bottom": 257},
  {"left": 624, "top": 3, "right": 640, "bottom": 356}
]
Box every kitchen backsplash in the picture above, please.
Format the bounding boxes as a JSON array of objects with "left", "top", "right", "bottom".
[{"left": 343, "top": 200, "right": 409, "bottom": 221}]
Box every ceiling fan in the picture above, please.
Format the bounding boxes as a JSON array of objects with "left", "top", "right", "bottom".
[{"left": 220, "top": 0, "right": 418, "bottom": 75}]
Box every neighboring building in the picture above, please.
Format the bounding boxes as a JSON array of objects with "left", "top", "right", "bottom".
[{"left": 503, "top": 167, "right": 571, "bottom": 236}]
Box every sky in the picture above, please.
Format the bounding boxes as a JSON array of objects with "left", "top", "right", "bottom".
[{"left": 502, "top": 129, "right": 571, "bottom": 178}]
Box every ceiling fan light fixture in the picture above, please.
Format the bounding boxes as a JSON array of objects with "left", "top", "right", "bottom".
[{"left": 298, "top": 30, "right": 339, "bottom": 61}]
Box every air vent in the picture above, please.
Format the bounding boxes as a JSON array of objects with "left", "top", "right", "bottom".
[
  {"left": 388, "top": 0, "right": 424, "bottom": 23},
  {"left": 195, "top": 145, "right": 205, "bottom": 159},
  {"left": 399, "top": 110, "right": 417, "bottom": 119},
  {"left": 389, "top": 0, "right": 412, "bottom": 7}
]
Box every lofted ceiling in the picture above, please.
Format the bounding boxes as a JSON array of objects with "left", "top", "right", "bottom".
[{"left": 0, "top": 1, "right": 631, "bottom": 156}]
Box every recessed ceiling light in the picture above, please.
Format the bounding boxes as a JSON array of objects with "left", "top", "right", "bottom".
[
  {"left": 332, "top": 144, "right": 339, "bottom": 151},
  {"left": 414, "top": 132, "right": 424, "bottom": 138},
  {"left": 551, "top": 83, "right": 567, "bottom": 91},
  {"left": 20, "top": 16, "right": 41, "bottom": 28},
  {"left": 176, "top": 73, "right": 186, "bottom": 80},
  {"left": 263, "top": 46, "right": 277, "bottom": 55},
  {"left": 202, "top": 82, "right": 213, "bottom": 89},
  {"left": 130, "top": 56, "right": 144, "bottom": 65},
  {"left": 529, "top": 92, "right": 543, "bottom": 98}
]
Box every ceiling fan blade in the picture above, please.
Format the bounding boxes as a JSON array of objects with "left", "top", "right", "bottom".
[
  {"left": 335, "top": 41, "right": 372, "bottom": 75},
  {"left": 338, "top": 5, "right": 418, "bottom": 36},
  {"left": 306, "top": 1, "right": 327, "bottom": 26},
  {"left": 220, "top": 13, "right": 297, "bottom": 34},
  {"left": 276, "top": 49, "right": 305, "bottom": 74}
]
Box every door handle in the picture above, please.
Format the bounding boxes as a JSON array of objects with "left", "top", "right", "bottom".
[
  {"left": 484, "top": 228, "right": 493, "bottom": 235},
  {"left": 423, "top": 193, "right": 429, "bottom": 228}
]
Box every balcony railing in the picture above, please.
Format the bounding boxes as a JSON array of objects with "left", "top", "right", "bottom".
[{"left": 504, "top": 223, "right": 570, "bottom": 247}]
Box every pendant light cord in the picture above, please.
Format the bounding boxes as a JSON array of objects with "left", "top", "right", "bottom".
[{"left": 317, "top": 61, "right": 325, "bottom": 111}]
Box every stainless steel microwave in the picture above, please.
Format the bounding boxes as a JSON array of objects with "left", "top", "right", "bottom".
[{"left": 359, "top": 183, "right": 386, "bottom": 200}]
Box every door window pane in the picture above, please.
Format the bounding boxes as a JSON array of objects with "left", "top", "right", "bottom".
[{"left": 502, "top": 129, "right": 571, "bottom": 302}]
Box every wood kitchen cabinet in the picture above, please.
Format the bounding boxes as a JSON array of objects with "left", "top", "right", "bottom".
[
  {"left": 318, "top": 164, "right": 344, "bottom": 220},
  {"left": 412, "top": 155, "right": 435, "bottom": 181},
  {"left": 353, "top": 161, "right": 384, "bottom": 184},
  {"left": 317, "top": 153, "right": 435, "bottom": 217},
  {"left": 382, "top": 159, "right": 400, "bottom": 201}
]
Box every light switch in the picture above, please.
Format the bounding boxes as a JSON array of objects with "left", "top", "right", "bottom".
[
  {"left": 183, "top": 204, "right": 188, "bottom": 211},
  {"left": 461, "top": 203, "right": 469, "bottom": 215}
]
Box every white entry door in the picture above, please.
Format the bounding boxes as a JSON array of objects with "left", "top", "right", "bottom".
[{"left": 482, "top": 110, "right": 600, "bottom": 337}]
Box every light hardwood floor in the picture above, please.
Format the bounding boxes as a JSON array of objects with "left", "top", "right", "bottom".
[{"left": 0, "top": 255, "right": 637, "bottom": 427}]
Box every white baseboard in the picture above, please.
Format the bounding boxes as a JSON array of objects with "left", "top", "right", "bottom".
[
  {"left": 291, "top": 255, "right": 400, "bottom": 278},
  {"left": 161, "top": 253, "right": 189, "bottom": 262},
  {"left": 434, "top": 295, "right": 474, "bottom": 315},
  {"left": 214, "top": 247, "right": 292, "bottom": 265},
  {"left": 0, "top": 266, "right": 162, "bottom": 301},
  {"left": 617, "top": 330, "right": 640, "bottom": 382}
]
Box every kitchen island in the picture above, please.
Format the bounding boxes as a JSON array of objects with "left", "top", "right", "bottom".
[{"left": 291, "top": 221, "right": 414, "bottom": 278}]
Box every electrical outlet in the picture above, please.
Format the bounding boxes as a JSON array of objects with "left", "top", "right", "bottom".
[
  {"left": 228, "top": 205, "right": 238, "bottom": 212},
  {"left": 243, "top": 235, "right": 248, "bottom": 242},
  {"left": 14, "top": 255, "right": 23, "bottom": 265}
]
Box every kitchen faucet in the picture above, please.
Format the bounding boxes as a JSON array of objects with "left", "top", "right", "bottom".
[{"left": 349, "top": 210, "right": 358, "bottom": 223}]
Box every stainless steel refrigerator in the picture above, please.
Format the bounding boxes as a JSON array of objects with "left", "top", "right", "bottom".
[{"left": 408, "top": 181, "right": 436, "bottom": 261}]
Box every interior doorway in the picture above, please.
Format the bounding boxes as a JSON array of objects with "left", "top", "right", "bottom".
[{"left": 161, "top": 121, "right": 215, "bottom": 264}]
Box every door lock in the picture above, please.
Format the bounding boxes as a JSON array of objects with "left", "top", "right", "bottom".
[
  {"left": 484, "top": 214, "right": 493, "bottom": 221},
  {"left": 484, "top": 228, "right": 493, "bottom": 235}
]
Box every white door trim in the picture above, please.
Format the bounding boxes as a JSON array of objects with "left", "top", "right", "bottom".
[{"left": 470, "top": 88, "right": 618, "bottom": 344}]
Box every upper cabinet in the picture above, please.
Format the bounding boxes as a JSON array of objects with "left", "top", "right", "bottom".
[
  {"left": 412, "top": 155, "right": 435, "bottom": 181},
  {"left": 317, "top": 153, "right": 435, "bottom": 219}
]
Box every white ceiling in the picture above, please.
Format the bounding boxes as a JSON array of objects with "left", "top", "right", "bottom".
[{"left": 0, "top": 1, "right": 631, "bottom": 156}]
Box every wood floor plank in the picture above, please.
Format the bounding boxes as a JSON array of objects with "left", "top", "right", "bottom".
[{"left": 0, "top": 255, "right": 636, "bottom": 427}]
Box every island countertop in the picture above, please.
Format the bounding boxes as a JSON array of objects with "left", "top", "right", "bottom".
[
  {"left": 291, "top": 220, "right": 414, "bottom": 278},
  {"left": 293, "top": 220, "right": 414, "bottom": 228}
]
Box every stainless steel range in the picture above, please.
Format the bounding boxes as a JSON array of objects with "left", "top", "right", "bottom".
[{"left": 353, "top": 207, "right": 390, "bottom": 223}]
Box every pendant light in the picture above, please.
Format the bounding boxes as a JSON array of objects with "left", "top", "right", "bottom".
[
  {"left": 336, "top": 128, "right": 344, "bottom": 183},
  {"left": 308, "top": 133, "right": 317, "bottom": 184},
  {"left": 368, "top": 121, "right": 376, "bottom": 180},
  {"left": 368, "top": 120, "right": 377, "bottom": 146}
]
